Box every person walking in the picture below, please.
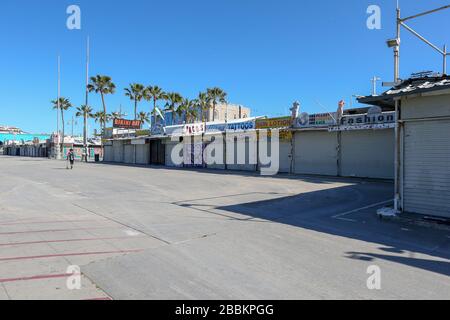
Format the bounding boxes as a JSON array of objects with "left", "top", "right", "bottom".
[{"left": 67, "top": 148, "right": 75, "bottom": 170}]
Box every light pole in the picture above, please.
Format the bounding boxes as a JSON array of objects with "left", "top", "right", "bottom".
[
  {"left": 56, "top": 55, "right": 62, "bottom": 160},
  {"left": 387, "top": 3, "right": 450, "bottom": 82}
]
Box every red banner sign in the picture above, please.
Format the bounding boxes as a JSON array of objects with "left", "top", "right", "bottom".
[{"left": 113, "top": 119, "right": 142, "bottom": 129}]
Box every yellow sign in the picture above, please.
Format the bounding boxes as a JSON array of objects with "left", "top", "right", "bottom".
[
  {"left": 136, "top": 130, "right": 150, "bottom": 137},
  {"left": 258, "top": 130, "right": 293, "bottom": 141},
  {"left": 256, "top": 117, "right": 292, "bottom": 129}
]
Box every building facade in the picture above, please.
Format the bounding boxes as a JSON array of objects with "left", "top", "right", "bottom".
[{"left": 359, "top": 75, "right": 450, "bottom": 219}]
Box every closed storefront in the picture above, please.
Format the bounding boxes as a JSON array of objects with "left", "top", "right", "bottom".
[
  {"left": 183, "top": 136, "right": 204, "bottom": 168},
  {"left": 403, "top": 119, "right": 450, "bottom": 217},
  {"left": 226, "top": 133, "right": 257, "bottom": 172},
  {"left": 165, "top": 139, "right": 182, "bottom": 167},
  {"left": 358, "top": 75, "right": 450, "bottom": 218},
  {"left": 258, "top": 134, "right": 292, "bottom": 174},
  {"left": 204, "top": 134, "right": 226, "bottom": 170},
  {"left": 124, "top": 143, "right": 135, "bottom": 164},
  {"left": 294, "top": 131, "right": 338, "bottom": 176},
  {"left": 341, "top": 129, "right": 395, "bottom": 179},
  {"left": 135, "top": 143, "right": 150, "bottom": 165},
  {"left": 104, "top": 145, "right": 114, "bottom": 162},
  {"left": 113, "top": 140, "right": 124, "bottom": 163}
]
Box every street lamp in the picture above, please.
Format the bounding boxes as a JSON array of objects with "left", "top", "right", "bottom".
[{"left": 387, "top": 4, "right": 450, "bottom": 82}]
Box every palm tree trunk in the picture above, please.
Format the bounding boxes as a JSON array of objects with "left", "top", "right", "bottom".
[
  {"left": 134, "top": 100, "right": 137, "bottom": 120},
  {"left": 212, "top": 101, "right": 216, "bottom": 122},
  {"left": 153, "top": 98, "right": 157, "bottom": 129},
  {"left": 101, "top": 93, "right": 106, "bottom": 114},
  {"left": 83, "top": 113, "right": 87, "bottom": 162}
]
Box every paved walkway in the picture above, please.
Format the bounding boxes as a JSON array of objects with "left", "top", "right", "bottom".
[{"left": 0, "top": 156, "right": 449, "bottom": 299}]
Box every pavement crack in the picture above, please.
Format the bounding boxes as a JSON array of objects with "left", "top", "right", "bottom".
[{"left": 71, "top": 203, "right": 171, "bottom": 245}]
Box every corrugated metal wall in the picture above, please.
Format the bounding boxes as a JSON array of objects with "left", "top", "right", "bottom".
[
  {"left": 104, "top": 145, "right": 114, "bottom": 162},
  {"left": 135, "top": 144, "right": 150, "bottom": 165},
  {"left": 258, "top": 137, "right": 292, "bottom": 174},
  {"left": 341, "top": 129, "right": 394, "bottom": 179},
  {"left": 294, "top": 131, "right": 338, "bottom": 176},
  {"left": 124, "top": 144, "right": 135, "bottom": 164},
  {"left": 205, "top": 134, "right": 226, "bottom": 170},
  {"left": 403, "top": 120, "right": 450, "bottom": 218},
  {"left": 226, "top": 135, "right": 257, "bottom": 172},
  {"left": 113, "top": 141, "right": 124, "bottom": 163},
  {"left": 165, "top": 140, "right": 182, "bottom": 167}
]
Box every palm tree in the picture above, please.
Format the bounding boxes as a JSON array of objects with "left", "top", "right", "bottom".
[
  {"left": 111, "top": 110, "right": 127, "bottom": 120},
  {"left": 207, "top": 87, "right": 227, "bottom": 122},
  {"left": 51, "top": 97, "right": 72, "bottom": 153},
  {"left": 124, "top": 83, "right": 145, "bottom": 120},
  {"left": 165, "top": 92, "right": 183, "bottom": 125},
  {"left": 87, "top": 75, "right": 116, "bottom": 118},
  {"left": 75, "top": 105, "right": 94, "bottom": 153},
  {"left": 180, "top": 98, "right": 198, "bottom": 123},
  {"left": 137, "top": 111, "right": 151, "bottom": 128},
  {"left": 144, "top": 86, "right": 166, "bottom": 128},
  {"left": 93, "top": 111, "right": 111, "bottom": 134},
  {"left": 194, "top": 92, "right": 209, "bottom": 122}
]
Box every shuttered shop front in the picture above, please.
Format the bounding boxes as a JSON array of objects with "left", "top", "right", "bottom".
[
  {"left": 404, "top": 119, "right": 450, "bottom": 218},
  {"left": 294, "top": 131, "right": 338, "bottom": 176}
]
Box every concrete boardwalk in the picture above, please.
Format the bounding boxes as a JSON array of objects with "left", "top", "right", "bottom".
[{"left": 0, "top": 156, "right": 449, "bottom": 300}]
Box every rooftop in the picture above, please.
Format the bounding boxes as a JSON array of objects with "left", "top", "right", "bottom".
[{"left": 358, "top": 74, "right": 450, "bottom": 107}]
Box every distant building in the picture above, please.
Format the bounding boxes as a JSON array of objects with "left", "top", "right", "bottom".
[
  {"left": 203, "top": 103, "right": 251, "bottom": 122},
  {"left": 0, "top": 125, "right": 24, "bottom": 134},
  {"left": 152, "top": 103, "right": 251, "bottom": 127}
]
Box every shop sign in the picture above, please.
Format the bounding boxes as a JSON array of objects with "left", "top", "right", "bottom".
[
  {"left": 329, "top": 111, "right": 396, "bottom": 131},
  {"left": 164, "top": 125, "right": 184, "bottom": 136},
  {"left": 226, "top": 119, "right": 255, "bottom": 132},
  {"left": 329, "top": 123, "right": 396, "bottom": 132},
  {"left": 183, "top": 123, "right": 205, "bottom": 136},
  {"left": 206, "top": 122, "right": 226, "bottom": 133},
  {"left": 260, "top": 130, "right": 293, "bottom": 141},
  {"left": 113, "top": 119, "right": 142, "bottom": 130},
  {"left": 295, "top": 112, "right": 337, "bottom": 128},
  {"left": 256, "top": 117, "right": 292, "bottom": 129}
]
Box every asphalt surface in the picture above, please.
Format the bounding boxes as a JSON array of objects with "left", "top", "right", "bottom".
[{"left": 0, "top": 156, "right": 449, "bottom": 300}]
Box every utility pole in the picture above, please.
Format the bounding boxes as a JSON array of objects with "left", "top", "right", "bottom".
[
  {"left": 56, "top": 55, "right": 62, "bottom": 160},
  {"left": 388, "top": 3, "right": 450, "bottom": 82},
  {"left": 84, "top": 36, "right": 90, "bottom": 162},
  {"left": 387, "top": 3, "right": 450, "bottom": 212}
]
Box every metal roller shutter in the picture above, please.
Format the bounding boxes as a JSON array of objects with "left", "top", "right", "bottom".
[
  {"left": 226, "top": 135, "right": 257, "bottom": 172},
  {"left": 165, "top": 141, "right": 183, "bottom": 167},
  {"left": 113, "top": 141, "right": 124, "bottom": 163},
  {"left": 404, "top": 119, "right": 450, "bottom": 218},
  {"left": 294, "top": 131, "right": 338, "bottom": 176},
  {"left": 258, "top": 137, "right": 292, "bottom": 174},
  {"left": 124, "top": 144, "right": 135, "bottom": 164},
  {"left": 135, "top": 144, "right": 150, "bottom": 165},
  {"left": 104, "top": 146, "right": 113, "bottom": 162},
  {"left": 341, "top": 129, "right": 395, "bottom": 179}
]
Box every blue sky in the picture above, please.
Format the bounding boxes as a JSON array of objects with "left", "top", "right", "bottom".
[{"left": 1, "top": 0, "right": 450, "bottom": 134}]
